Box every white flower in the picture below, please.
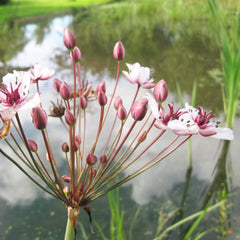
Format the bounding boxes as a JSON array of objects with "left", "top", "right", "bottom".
[
  {"left": 29, "top": 63, "right": 55, "bottom": 82},
  {"left": 0, "top": 70, "right": 40, "bottom": 120},
  {"left": 122, "top": 62, "right": 155, "bottom": 89}
]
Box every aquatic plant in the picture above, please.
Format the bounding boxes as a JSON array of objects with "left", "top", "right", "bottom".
[
  {"left": 0, "top": 28, "right": 233, "bottom": 239},
  {"left": 208, "top": 0, "right": 240, "bottom": 128}
]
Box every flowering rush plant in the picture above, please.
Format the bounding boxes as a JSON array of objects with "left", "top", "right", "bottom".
[{"left": 0, "top": 28, "right": 233, "bottom": 239}]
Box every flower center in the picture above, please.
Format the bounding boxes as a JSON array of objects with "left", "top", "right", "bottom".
[{"left": 0, "top": 83, "right": 23, "bottom": 106}]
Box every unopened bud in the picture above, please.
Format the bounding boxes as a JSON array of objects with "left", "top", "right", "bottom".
[
  {"left": 63, "top": 28, "right": 76, "bottom": 50},
  {"left": 96, "top": 81, "right": 106, "bottom": 95},
  {"left": 131, "top": 98, "right": 148, "bottom": 121},
  {"left": 75, "top": 135, "right": 81, "bottom": 146},
  {"left": 64, "top": 109, "right": 76, "bottom": 126},
  {"left": 138, "top": 131, "right": 147, "bottom": 142},
  {"left": 113, "top": 41, "right": 125, "bottom": 60},
  {"left": 27, "top": 138, "right": 38, "bottom": 152},
  {"left": 97, "top": 90, "right": 107, "bottom": 106},
  {"left": 81, "top": 96, "right": 88, "bottom": 109},
  {"left": 114, "top": 96, "right": 123, "bottom": 110},
  {"left": 62, "top": 175, "right": 71, "bottom": 183},
  {"left": 86, "top": 152, "right": 97, "bottom": 165},
  {"left": 62, "top": 142, "right": 69, "bottom": 152},
  {"left": 63, "top": 186, "right": 69, "bottom": 198},
  {"left": 100, "top": 154, "right": 107, "bottom": 164},
  {"left": 153, "top": 79, "right": 168, "bottom": 103},
  {"left": 60, "top": 82, "right": 72, "bottom": 100},
  {"left": 117, "top": 104, "right": 127, "bottom": 121},
  {"left": 53, "top": 78, "right": 62, "bottom": 93},
  {"left": 73, "top": 46, "right": 82, "bottom": 62},
  {"left": 31, "top": 107, "right": 48, "bottom": 130}
]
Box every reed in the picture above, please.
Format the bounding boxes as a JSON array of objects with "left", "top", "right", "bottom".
[{"left": 208, "top": 0, "right": 240, "bottom": 128}]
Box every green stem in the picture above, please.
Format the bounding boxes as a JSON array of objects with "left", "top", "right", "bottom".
[
  {"left": 64, "top": 216, "right": 76, "bottom": 240},
  {"left": 64, "top": 207, "right": 80, "bottom": 240}
]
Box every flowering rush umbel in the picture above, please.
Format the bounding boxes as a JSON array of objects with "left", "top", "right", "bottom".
[{"left": 0, "top": 28, "right": 233, "bottom": 239}]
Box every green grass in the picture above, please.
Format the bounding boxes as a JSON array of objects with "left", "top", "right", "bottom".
[{"left": 0, "top": 0, "right": 111, "bottom": 24}]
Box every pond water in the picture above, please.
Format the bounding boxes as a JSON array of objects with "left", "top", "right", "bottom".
[{"left": 0, "top": 9, "right": 239, "bottom": 240}]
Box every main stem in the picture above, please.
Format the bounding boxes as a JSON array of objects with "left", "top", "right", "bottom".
[{"left": 64, "top": 207, "right": 80, "bottom": 240}]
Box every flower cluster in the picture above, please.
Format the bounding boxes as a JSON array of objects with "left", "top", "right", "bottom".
[{"left": 0, "top": 28, "right": 233, "bottom": 234}]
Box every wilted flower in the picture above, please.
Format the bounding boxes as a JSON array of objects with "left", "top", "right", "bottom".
[
  {"left": 0, "top": 70, "right": 40, "bottom": 120},
  {"left": 122, "top": 62, "right": 155, "bottom": 89},
  {"left": 49, "top": 100, "right": 65, "bottom": 118}
]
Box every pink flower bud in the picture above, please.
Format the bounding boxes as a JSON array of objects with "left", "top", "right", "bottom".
[
  {"left": 117, "top": 104, "right": 127, "bottom": 121},
  {"left": 131, "top": 98, "right": 148, "bottom": 121},
  {"left": 27, "top": 138, "right": 38, "bottom": 152},
  {"left": 75, "top": 135, "right": 81, "bottom": 146},
  {"left": 64, "top": 109, "right": 76, "bottom": 126},
  {"left": 96, "top": 81, "right": 106, "bottom": 94},
  {"left": 31, "top": 107, "right": 48, "bottom": 130},
  {"left": 72, "top": 141, "right": 79, "bottom": 152},
  {"left": 114, "top": 96, "right": 123, "bottom": 110},
  {"left": 97, "top": 90, "right": 107, "bottom": 106},
  {"left": 62, "top": 142, "right": 69, "bottom": 152},
  {"left": 53, "top": 78, "right": 62, "bottom": 93},
  {"left": 60, "top": 82, "right": 72, "bottom": 100},
  {"left": 153, "top": 79, "right": 168, "bottom": 102},
  {"left": 81, "top": 96, "right": 88, "bottom": 109},
  {"left": 100, "top": 154, "right": 107, "bottom": 164},
  {"left": 90, "top": 168, "right": 97, "bottom": 177},
  {"left": 63, "top": 28, "right": 76, "bottom": 50},
  {"left": 113, "top": 41, "right": 125, "bottom": 60},
  {"left": 73, "top": 46, "right": 82, "bottom": 62},
  {"left": 86, "top": 152, "right": 97, "bottom": 165},
  {"left": 138, "top": 131, "right": 147, "bottom": 142},
  {"left": 63, "top": 186, "right": 69, "bottom": 198},
  {"left": 62, "top": 175, "right": 71, "bottom": 183}
]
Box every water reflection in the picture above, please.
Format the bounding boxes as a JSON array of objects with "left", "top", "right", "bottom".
[{"left": 0, "top": 13, "right": 239, "bottom": 240}]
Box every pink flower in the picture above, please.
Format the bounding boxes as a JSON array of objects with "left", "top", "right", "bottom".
[
  {"left": 29, "top": 64, "right": 55, "bottom": 82},
  {"left": 122, "top": 63, "right": 155, "bottom": 89},
  {"left": 0, "top": 70, "right": 40, "bottom": 120},
  {"left": 168, "top": 103, "right": 234, "bottom": 140},
  {"left": 147, "top": 93, "right": 182, "bottom": 130}
]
